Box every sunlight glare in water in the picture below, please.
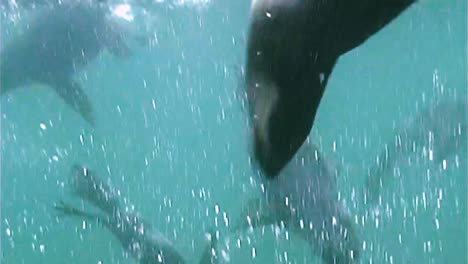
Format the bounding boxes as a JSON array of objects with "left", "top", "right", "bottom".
[{"left": 111, "top": 4, "right": 134, "bottom": 22}]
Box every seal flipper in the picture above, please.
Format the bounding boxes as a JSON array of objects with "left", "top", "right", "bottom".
[
  {"left": 198, "top": 229, "right": 219, "bottom": 264},
  {"left": 69, "top": 164, "right": 121, "bottom": 215},
  {"left": 54, "top": 200, "right": 107, "bottom": 225},
  {"left": 335, "top": 0, "right": 415, "bottom": 55},
  {"left": 49, "top": 78, "right": 95, "bottom": 126}
]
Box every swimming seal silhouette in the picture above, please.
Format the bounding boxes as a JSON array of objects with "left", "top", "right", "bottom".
[
  {"left": 55, "top": 164, "right": 219, "bottom": 264},
  {"left": 236, "top": 140, "right": 360, "bottom": 263},
  {"left": 245, "top": 0, "right": 417, "bottom": 178},
  {"left": 365, "top": 100, "right": 467, "bottom": 203},
  {"left": 1, "top": 1, "right": 131, "bottom": 125}
]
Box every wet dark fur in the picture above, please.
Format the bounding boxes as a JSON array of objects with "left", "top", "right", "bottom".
[{"left": 245, "top": 0, "right": 416, "bottom": 178}]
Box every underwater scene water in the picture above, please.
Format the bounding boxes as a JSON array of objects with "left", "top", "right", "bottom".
[{"left": 0, "top": 0, "right": 466, "bottom": 263}]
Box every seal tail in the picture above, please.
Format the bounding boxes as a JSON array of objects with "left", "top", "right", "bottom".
[{"left": 69, "top": 164, "right": 121, "bottom": 216}]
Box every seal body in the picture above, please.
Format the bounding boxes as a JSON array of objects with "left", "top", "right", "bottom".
[
  {"left": 1, "top": 2, "right": 131, "bottom": 124},
  {"left": 246, "top": 0, "right": 416, "bottom": 178},
  {"left": 238, "top": 141, "right": 360, "bottom": 263}
]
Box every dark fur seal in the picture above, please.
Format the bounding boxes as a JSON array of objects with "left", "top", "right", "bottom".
[{"left": 245, "top": 0, "right": 416, "bottom": 178}]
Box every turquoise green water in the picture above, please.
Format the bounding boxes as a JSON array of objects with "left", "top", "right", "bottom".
[{"left": 1, "top": 0, "right": 466, "bottom": 263}]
